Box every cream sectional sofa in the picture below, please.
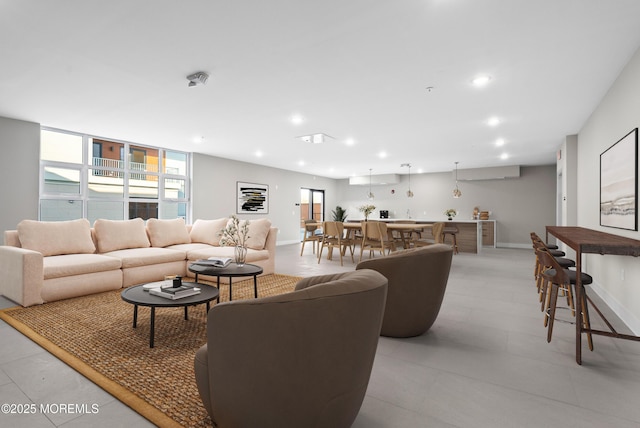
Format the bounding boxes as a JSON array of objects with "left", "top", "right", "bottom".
[{"left": 0, "top": 217, "right": 277, "bottom": 307}]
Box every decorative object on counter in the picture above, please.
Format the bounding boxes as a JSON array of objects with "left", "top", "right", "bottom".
[
  {"left": 479, "top": 211, "right": 490, "bottom": 220},
  {"left": 401, "top": 163, "right": 414, "bottom": 198},
  {"left": 220, "top": 215, "right": 250, "bottom": 266},
  {"left": 473, "top": 207, "right": 480, "bottom": 220},
  {"left": 367, "top": 168, "right": 375, "bottom": 200},
  {"left": 444, "top": 208, "right": 457, "bottom": 221},
  {"left": 359, "top": 204, "right": 376, "bottom": 220},
  {"left": 452, "top": 161, "right": 462, "bottom": 198},
  {"left": 331, "top": 205, "right": 347, "bottom": 222}
]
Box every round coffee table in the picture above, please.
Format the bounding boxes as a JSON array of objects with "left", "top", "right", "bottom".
[
  {"left": 121, "top": 282, "right": 219, "bottom": 348},
  {"left": 188, "top": 262, "right": 263, "bottom": 302}
]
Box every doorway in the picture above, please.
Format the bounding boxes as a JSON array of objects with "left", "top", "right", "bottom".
[{"left": 300, "top": 188, "right": 325, "bottom": 239}]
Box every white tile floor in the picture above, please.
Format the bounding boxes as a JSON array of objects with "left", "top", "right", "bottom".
[{"left": 1, "top": 244, "right": 640, "bottom": 427}]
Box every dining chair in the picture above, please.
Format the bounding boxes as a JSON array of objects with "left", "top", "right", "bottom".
[
  {"left": 442, "top": 224, "right": 459, "bottom": 254},
  {"left": 317, "top": 221, "right": 355, "bottom": 266},
  {"left": 300, "top": 219, "right": 321, "bottom": 256},
  {"left": 414, "top": 222, "right": 445, "bottom": 247},
  {"left": 391, "top": 220, "right": 417, "bottom": 249},
  {"left": 359, "top": 221, "right": 395, "bottom": 262}
]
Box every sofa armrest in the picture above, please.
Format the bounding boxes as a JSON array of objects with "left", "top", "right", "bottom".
[
  {"left": 258, "top": 227, "right": 278, "bottom": 275},
  {"left": 0, "top": 246, "right": 44, "bottom": 307},
  {"left": 264, "top": 227, "right": 278, "bottom": 253}
]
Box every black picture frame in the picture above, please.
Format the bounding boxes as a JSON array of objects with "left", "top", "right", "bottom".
[{"left": 600, "top": 128, "right": 638, "bottom": 231}]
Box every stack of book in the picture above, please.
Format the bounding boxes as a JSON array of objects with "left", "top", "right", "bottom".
[{"left": 149, "top": 284, "right": 201, "bottom": 300}]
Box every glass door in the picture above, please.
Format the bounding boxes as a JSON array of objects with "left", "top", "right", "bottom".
[{"left": 300, "top": 188, "right": 324, "bottom": 239}]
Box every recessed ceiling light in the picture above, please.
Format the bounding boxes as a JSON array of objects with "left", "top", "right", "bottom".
[
  {"left": 495, "top": 138, "right": 505, "bottom": 147},
  {"left": 487, "top": 117, "right": 501, "bottom": 127},
  {"left": 298, "top": 160, "right": 305, "bottom": 166},
  {"left": 378, "top": 151, "right": 387, "bottom": 159},
  {"left": 500, "top": 153, "right": 509, "bottom": 160},
  {"left": 255, "top": 150, "right": 263, "bottom": 157},
  {"left": 193, "top": 136, "right": 205, "bottom": 144},
  {"left": 472, "top": 75, "right": 491, "bottom": 87},
  {"left": 291, "top": 114, "right": 304, "bottom": 125},
  {"left": 345, "top": 138, "right": 356, "bottom": 146}
]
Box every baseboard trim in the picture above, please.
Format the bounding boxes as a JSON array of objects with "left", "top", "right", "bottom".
[
  {"left": 496, "top": 242, "right": 531, "bottom": 249},
  {"left": 589, "top": 280, "right": 640, "bottom": 336},
  {"left": 277, "top": 239, "right": 301, "bottom": 246}
]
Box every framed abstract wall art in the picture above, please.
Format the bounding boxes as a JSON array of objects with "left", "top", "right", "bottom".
[
  {"left": 600, "top": 128, "right": 638, "bottom": 231},
  {"left": 237, "top": 182, "right": 269, "bottom": 214}
]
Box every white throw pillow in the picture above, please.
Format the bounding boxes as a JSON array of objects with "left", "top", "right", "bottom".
[
  {"left": 245, "top": 218, "right": 272, "bottom": 250},
  {"left": 17, "top": 218, "right": 96, "bottom": 257},
  {"left": 190, "top": 218, "right": 229, "bottom": 246},
  {"left": 94, "top": 218, "right": 150, "bottom": 253},
  {"left": 146, "top": 218, "right": 191, "bottom": 247}
]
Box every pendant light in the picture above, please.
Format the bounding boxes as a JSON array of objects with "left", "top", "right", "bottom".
[
  {"left": 453, "top": 161, "right": 462, "bottom": 198},
  {"left": 367, "top": 168, "right": 375, "bottom": 200},
  {"left": 401, "top": 163, "right": 414, "bottom": 197}
]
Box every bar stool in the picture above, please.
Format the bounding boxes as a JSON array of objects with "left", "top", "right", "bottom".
[
  {"left": 537, "top": 247, "right": 594, "bottom": 350},
  {"left": 530, "top": 232, "right": 560, "bottom": 250},
  {"left": 442, "top": 225, "right": 459, "bottom": 254},
  {"left": 531, "top": 234, "right": 575, "bottom": 300}
]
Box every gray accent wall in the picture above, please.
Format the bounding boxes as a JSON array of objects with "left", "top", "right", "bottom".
[{"left": 0, "top": 117, "right": 40, "bottom": 236}]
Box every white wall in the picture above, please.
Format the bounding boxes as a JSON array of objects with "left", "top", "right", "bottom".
[
  {"left": 576, "top": 46, "right": 640, "bottom": 333},
  {"left": 192, "top": 153, "right": 339, "bottom": 244},
  {"left": 0, "top": 117, "right": 40, "bottom": 235},
  {"left": 336, "top": 165, "right": 556, "bottom": 248},
  {"left": 0, "top": 117, "right": 555, "bottom": 251}
]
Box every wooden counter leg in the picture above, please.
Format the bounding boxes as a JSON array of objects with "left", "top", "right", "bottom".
[{"left": 575, "top": 255, "right": 582, "bottom": 365}]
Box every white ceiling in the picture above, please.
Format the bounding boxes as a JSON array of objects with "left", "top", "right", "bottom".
[{"left": 2, "top": 0, "right": 640, "bottom": 179}]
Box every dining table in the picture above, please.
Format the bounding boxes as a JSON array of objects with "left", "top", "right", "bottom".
[
  {"left": 344, "top": 221, "right": 431, "bottom": 249},
  {"left": 304, "top": 221, "right": 433, "bottom": 251},
  {"left": 546, "top": 225, "right": 640, "bottom": 364}
]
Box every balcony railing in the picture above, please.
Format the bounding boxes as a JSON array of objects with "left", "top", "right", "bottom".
[{"left": 92, "top": 157, "right": 160, "bottom": 180}]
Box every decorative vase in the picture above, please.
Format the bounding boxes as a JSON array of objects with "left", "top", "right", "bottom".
[{"left": 234, "top": 245, "right": 247, "bottom": 267}]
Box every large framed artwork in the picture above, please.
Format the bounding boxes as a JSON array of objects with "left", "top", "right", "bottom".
[
  {"left": 237, "top": 182, "right": 269, "bottom": 214},
  {"left": 600, "top": 128, "right": 638, "bottom": 231}
]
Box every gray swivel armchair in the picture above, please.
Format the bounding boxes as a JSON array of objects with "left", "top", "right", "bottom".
[
  {"left": 356, "top": 244, "right": 453, "bottom": 337},
  {"left": 194, "top": 269, "right": 388, "bottom": 428}
]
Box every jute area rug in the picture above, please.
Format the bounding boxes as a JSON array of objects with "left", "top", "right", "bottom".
[{"left": 0, "top": 274, "right": 301, "bottom": 428}]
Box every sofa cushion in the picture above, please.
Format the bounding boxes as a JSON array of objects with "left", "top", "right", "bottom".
[
  {"left": 146, "top": 218, "right": 191, "bottom": 248},
  {"left": 245, "top": 218, "right": 272, "bottom": 250},
  {"left": 17, "top": 219, "right": 96, "bottom": 257},
  {"left": 43, "top": 253, "right": 122, "bottom": 280},
  {"left": 190, "top": 218, "right": 228, "bottom": 246},
  {"left": 94, "top": 218, "right": 150, "bottom": 253},
  {"left": 102, "top": 247, "right": 186, "bottom": 269}
]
